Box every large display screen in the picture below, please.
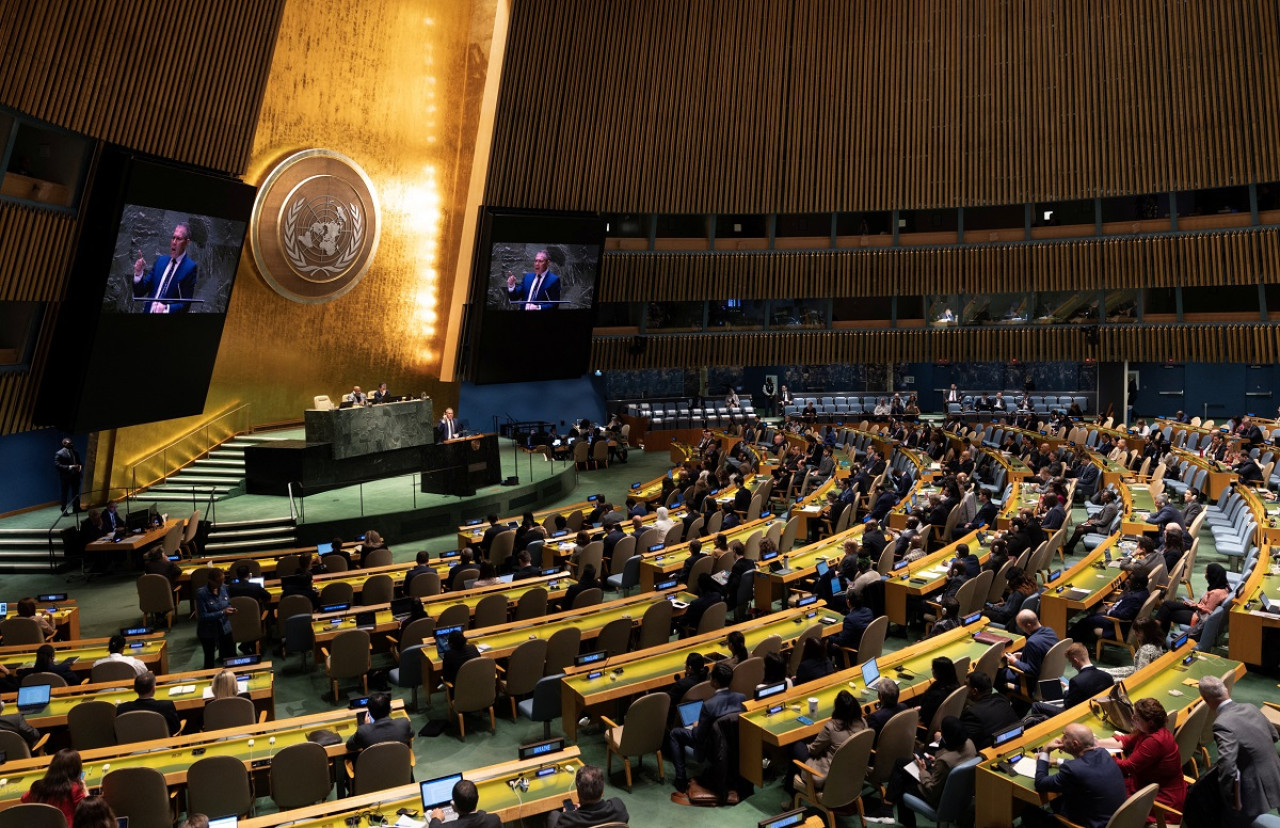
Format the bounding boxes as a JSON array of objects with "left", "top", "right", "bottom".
[
  {"left": 35, "top": 147, "right": 256, "bottom": 432},
  {"left": 102, "top": 205, "right": 246, "bottom": 315},
  {"left": 467, "top": 210, "right": 606, "bottom": 384},
  {"left": 484, "top": 242, "right": 599, "bottom": 312}
]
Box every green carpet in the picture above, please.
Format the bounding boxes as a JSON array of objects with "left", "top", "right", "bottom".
[{"left": 3, "top": 445, "right": 1275, "bottom": 827}]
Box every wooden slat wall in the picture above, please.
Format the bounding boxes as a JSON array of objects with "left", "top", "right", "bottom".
[
  {"left": 597, "top": 228, "right": 1280, "bottom": 303},
  {"left": 0, "top": 203, "right": 76, "bottom": 302},
  {"left": 488, "top": 0, "right": 1280, "bottom": 212},
  {"left": 591, "top": 324, "right": 1280, "bottom": 370},
  {"left": 0, "top": 0, "right": 286, "bottom": 174}
]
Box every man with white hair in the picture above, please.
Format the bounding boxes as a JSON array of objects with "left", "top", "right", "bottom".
[
  {"left": 1144, "top": 493, "right": 1184, "bottom": 532},
  {"left": 1024, "top": 722, "right": 1126, "bottom": 828},
  {"left": 1184, "top": 675, "right": 1280, "bottom": 826}
]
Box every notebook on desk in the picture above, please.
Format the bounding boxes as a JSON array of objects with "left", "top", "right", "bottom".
[{"left": 973, "top": 631, "right": 1013, "bottom": 646}]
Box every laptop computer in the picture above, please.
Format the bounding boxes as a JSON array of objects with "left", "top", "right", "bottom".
[
  {"left": 759, "top": 809, "right": 808, "bottom": 828},
  {"left": 1037, "top": 678, "right": 1065, "bottom": 706},
  {"left": 677, "top": 699, "right": 703, "bottom": 728},
  {"left": 1261, "top": 593, "right": 1279, "bottom": 614},
  {"left": 16, "top": 683, "right": 50, "bottom": 714},
  {"left": 815, "top": 560, "right": 830, "bottom": 578},
  {"left": 390, "top": 596, "right": 416, "bottom": 620},
  {"left": 434, "top": 625, "right": 466, "bottom": 660},
  {"left": 353, "top": 610, "right": 377, "bottom": 631},
  {"left": 208, "top": 817, "right": 238, "bottom": 828},
  {"left": 420, "top": 773, "right": 463, "bottom": 822},
  {"left": 316, "top": 541, "right": 334, "bottom": 555},
  {"left": 860, "top": 658, "right": 882, "bottom": 693}
]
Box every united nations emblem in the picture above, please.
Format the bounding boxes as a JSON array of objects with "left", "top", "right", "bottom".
[{"left": 251, "top": 149, "right": 381, "bottom": 303}]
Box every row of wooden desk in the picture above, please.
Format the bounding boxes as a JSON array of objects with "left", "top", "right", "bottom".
[{"left": 974, "top": 642, "right": 1243, "bottom": 828}]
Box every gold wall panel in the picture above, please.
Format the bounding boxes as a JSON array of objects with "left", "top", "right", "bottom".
[
  {"left": 488, "top": 0, "right": 1280, "bottom": 213},
  {"left": 101, "top": 0, "right": 501, "bottom": 490}
]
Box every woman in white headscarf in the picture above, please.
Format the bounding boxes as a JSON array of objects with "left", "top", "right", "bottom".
[{"left": 653, "top": 506, "right": 675, "bottom": 535}]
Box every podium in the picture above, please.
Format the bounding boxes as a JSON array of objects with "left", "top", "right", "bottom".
[{"left": 420, "top": 434, "right": 501, "bottom": 496}]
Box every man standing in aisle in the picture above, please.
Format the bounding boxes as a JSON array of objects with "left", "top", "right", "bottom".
[{"left": 54, "top": 437, "right": 82, "bottom": 515}]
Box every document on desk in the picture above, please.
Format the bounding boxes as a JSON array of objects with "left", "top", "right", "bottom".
[{"left": 1013, "top": 756, "right": 1040, "bottom": 778}]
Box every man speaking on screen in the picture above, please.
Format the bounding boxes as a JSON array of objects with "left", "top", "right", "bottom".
[
  {"left": 133, "top": 222, "right": 197, "bottom": 314},
  {"left": 506, "top": 249, "right": 561, "bottom": 310}
]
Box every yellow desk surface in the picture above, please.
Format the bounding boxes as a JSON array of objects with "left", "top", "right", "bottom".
[
  {"left": 753, "top": 524, "right": 874, "bottom": 610},
  {"left": 85, "top": 519, "right": 182, "bottom": 553},
  {"left": 0, "top": 664, "right": 275, "bottom": 729},
  {"left": 311, "top": 573, "right": 574, "bottom": 649},
  {"left": 883, "top": 529, "right": 987, "bottom": 625},
  {"left": 974, "top": 643, "right": 1243, "bottom": 828},
  {"left": 1, "top": 600, "right": 79, "bottom": 640},
  {"left": 637, "top": 515, "right": 786, "bottom": 590},
  {"left": 0, "top": 633, "right": 168, "bottom": 676},
  {"left": 560, "top": 604, "right": 844, "bottom": 741},
  {"left": 420, "top": 588, "right": 693, "bottom": 683},
  {"left": 1228, "top": 545, "right": 1280, "bottom": 665},
  {"left": 997, "top": 481, "right": 1041, "bottom": 529},
  {"left": 737, "top": 619, "right": 1025, "bottom": 785},
  {"left": 0, "top": 703, "right": 410, "bottom": 809},
  {"left": 239, "top": 748, "right": 584, "bottom": 828},
  {"left": 887, "top": 478, "right": 941, "bottom": 530},
  {"left": 265, "top": 561, "right": 416, "bottom": 604},
  {"left": 455, "top": 499, "right": 601, "bottom": 550},
  {"left": 1037, "top": 533, "right": 1126, "bottom": 636}
]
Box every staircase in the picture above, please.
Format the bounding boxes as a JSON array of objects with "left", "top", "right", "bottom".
[
  {"left": 144, "top": 434, "right": 288, "bottom": 503},
  {"left": 203, "top": 516, "right": 297, "bottom": 555},
  {"left": 0, "top": 527, "right": 62, "bottom": 573}
]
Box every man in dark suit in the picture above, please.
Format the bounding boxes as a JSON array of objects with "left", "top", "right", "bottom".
[
  {"left": 0, "top": 696, "right": 40, "bottom": 748},
  {"left": 439, "top": 407, "right": 461, "bottom": 441},
  {"left": 732, "top": 476, "right": 753, "bottom": 514},
  {"left": 1241, "top": 416, "right": 1265, "bottom": 447},
  {"left": 865, "top": 678, "right": 908, "bottom": 734},
  {"left": 505, "top": 250, "right": 561, "bottom": 310},
  {"left": 1001, "top": 609, "right": 1060, "bottom": 693},
  {"left": 723, "top": 542, "right": 755, "bottom": 605},
  {"left": 547, "top": 765, "right": 628, "bottom": 828},
  {"left": 666, "top": 662, "right": 746, "bottom": 793},
  {"left": 959, "top": 671, "right": 1020, "bottom": 750},
  {"left": 116, "top": 670, "right": 181, "bottom": 735},
  {"left": 477, "top": 514, "right": 504, "bottom": 556},
  {"left": 54, "top": 437, "right": 82, "bottom": 514},
  {"left": 1185, "top": 675, "right": 1280, "bottom": 827},
  {"left": 371, "top": 382, "right": 392, "bottom": 404},
  {"left": 958, "top": 489, "right": 997, "bottom": 535},
  {"left": 132, "top": 222, "right": 198, "bottom": 313},
  {"left": 1070, "top": 573, "right": 1149, "bottom": 647},
  {"left": 953, "top": 543, "right": 981, "bottom": 579},
  {"left": 678, "top": 575, "right": 725, "bottom": 635},
  {"left": 346, "top": 692, "right": 413, "bottom": 752},
  {"left": 511, "top": 549, "right": 542, "bottom": 580},
  {"left": 861, "top": 520, "right": 889, "bottom": 561},
  {"left": 1065, "top": 490, "right": 1119, "bottom": 554},
  {"left": 1074, "top": 459, "right": 1101, "bottom": 500},
  {"left": 1024, "top": 723, "right": 1127, "bottom": 828},
  {"left": 677, "top": 539, "right": 707, "bottom": 583},
  {"left": 1028, "top": 644, "right": 1114, "bottom": 718},
  {"left": 1038, "top": 493, "right": 1066, "bottom": 532},
  {"left": 867, "top": 488, "right": 900, "bottom": 524},
  {"left": 404, "top": 550, "right": 435, "bottom": 593},
  {"left": 101, "top": 500, "right": 127, "bottom": 534},
  {"left": 837, "top": 590, "right": 875, "bottom": 649},
  {"left": 1144, "top": 493, "right": 1184, "bottom": 532},
  {"left": 429, "top": 779, "right": 500, "bottom": 828},
  {"left": 601, "top": 522, "right": 626, "bottom": 572}
]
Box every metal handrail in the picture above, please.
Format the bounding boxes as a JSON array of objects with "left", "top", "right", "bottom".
[{"left": 124, "top": 403, "right": 252, "bottom": 495}]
